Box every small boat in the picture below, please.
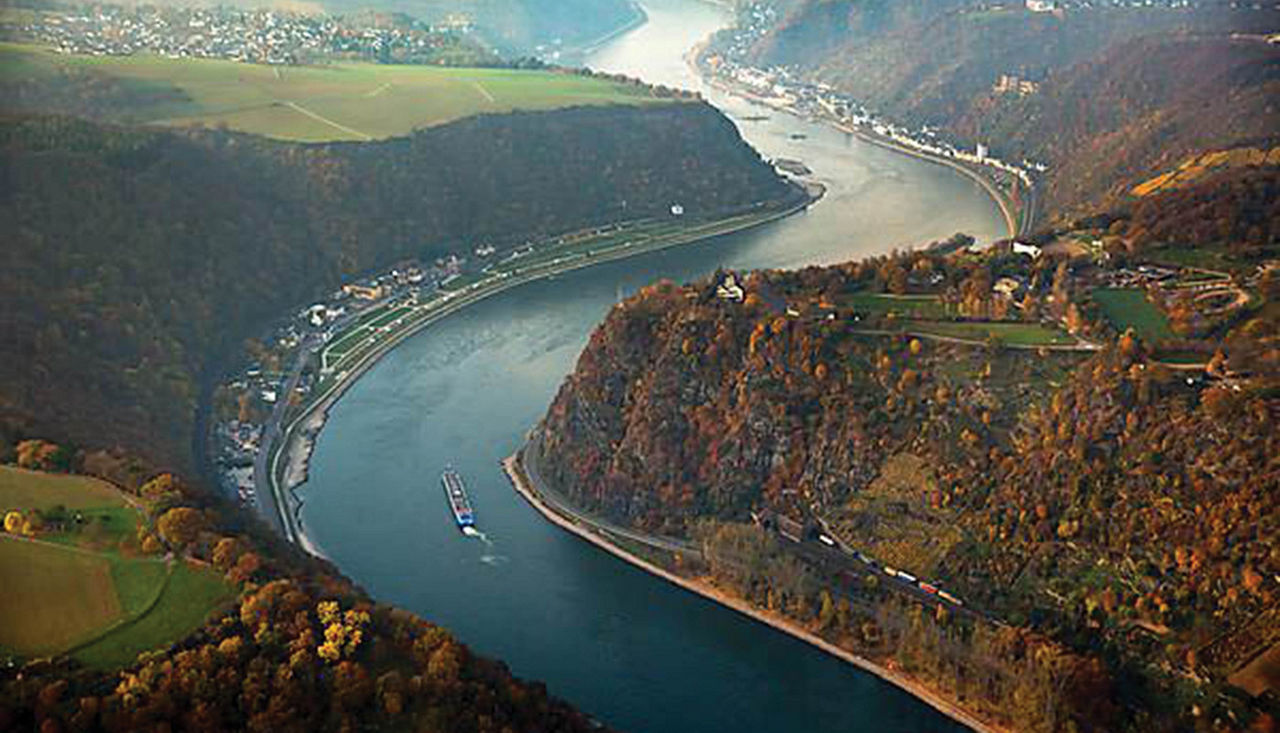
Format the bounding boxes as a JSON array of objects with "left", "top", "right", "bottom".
[{"left": 441, "top": 468, "right": 475, "bottom": 528}]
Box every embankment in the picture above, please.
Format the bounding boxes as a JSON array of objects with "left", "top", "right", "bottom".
[
  {"left": 271, "top": 192, "right": 820, "bottom": 551},
  {"left": 503, "top": 449, "right": 1006, "bottom": 733}
]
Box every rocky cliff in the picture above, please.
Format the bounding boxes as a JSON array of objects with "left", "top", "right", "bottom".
[{"left": 534, "top": 207, "right": 1278, "bottom": 729}]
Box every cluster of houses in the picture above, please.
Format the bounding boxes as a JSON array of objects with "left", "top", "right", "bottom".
[
  {"left": 1012, "top": 0, "right": 1209, "bottom": 11},
  {"left": 706, "top": 52, "right": 1045, "bottom": 189},
  {"left": 703, "top": 31, "right": 1046, "bottom": 192},
  {"left": 993, "top": 73, "right": 1041, "bottom": 96},
  {"left": 211, "top": 253, "right": 476, "bottom": 505},
  {"left": 2, "top": 3, "right": 480, "bottom": 65}
]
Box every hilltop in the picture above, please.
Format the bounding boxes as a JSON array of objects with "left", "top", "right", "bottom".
[
  {"left": 531, "top": 167, "right": 1279, "bottom": 730},
  {"left": 0, "top": 43, "right": 680, "bottom": 142}
]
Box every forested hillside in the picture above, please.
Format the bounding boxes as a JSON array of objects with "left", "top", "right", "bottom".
[
  {"left": 0, "top": 460, "right": 610, "bottom": 732},
  {"left": 534, "top": 170, "right": 1279, "bottom": 730},
  {"left": 0, "top": 104, "right": 792, "bottom": 474},
  {"left": 726, "top": 0, "right": 1280, "bottom": 217}
]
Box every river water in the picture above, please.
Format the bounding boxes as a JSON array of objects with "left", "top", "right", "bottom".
[{"left": 299, "top": 1, "right": 1002, "bottom": 730}]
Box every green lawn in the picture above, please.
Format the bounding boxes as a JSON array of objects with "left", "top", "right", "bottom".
[
  {"left": 906, "top": 320, "right": 1074, "bottom": 346},
  {"left": 1144, "top": 246, "right": 1250, "bottom": 276},
  {"left": 43, "top": 505, "right": 141, "bottom": 550},
  {"left": 0, "top": 466, "right": 128, "bottom": 511},
  {"left": 843, "top": 293, "right": 951, "bottom": 319},
  {"left": 74, "top": 560, "right": 232, "bottom": 669},
  {"left": 326, "top": 325, "right": 376, "bottom": 357},
  {"left": 0, "top": 468, "right": 233, "bottom": 667},
  {"left": 1, "top": 42, "right": 667, "bottom": 142},
  {"left": 1092, "top": 288, "right": 1175, "bottom": 342},
  {"left": 367, "top": 306, "right": 412, "bottom": 330},
  {"left": 107, "top": 555, "right": 170, "bottom": 617}
]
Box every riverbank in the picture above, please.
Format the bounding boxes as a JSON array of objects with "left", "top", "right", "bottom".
[
  {"left": 686, "top": 41, "right": 1026, "bottom": 241},
  {"left": 575, "top": 1, "right": 649, "bottom": 56},
  {"left": 502, "top": 449, "right": 1009, "bottom": 733},
  {"left": 268, "top": 194, "right": 820, "bottom": 551}
]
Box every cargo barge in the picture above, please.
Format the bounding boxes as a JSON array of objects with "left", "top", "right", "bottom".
[{"left": 441, "top": 468, "right": 475, "bottom": 528}]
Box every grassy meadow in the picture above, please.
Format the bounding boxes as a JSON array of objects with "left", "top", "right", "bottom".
[
  {"left": 0, "top": 467, "right": 232, "bottom": 666},
  {"left": 0, "top": 466, "right": 128, "bottom": 510},
  {"left": 905, "top": 319, "right": 1075, "bottom": 347},
  {"left": 1, "top": 42, "right": 666, "bottom": 142},
  {"left": 1092, "top": 288, "right": 1176, "bottom": 342},
  {"left": 0, "top": 536, "right": 123, "bottom": 654}
]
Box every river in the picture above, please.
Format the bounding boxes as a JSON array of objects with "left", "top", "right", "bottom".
[{"left": 298, "top": 1, "right": 1004, "bottom": 730}]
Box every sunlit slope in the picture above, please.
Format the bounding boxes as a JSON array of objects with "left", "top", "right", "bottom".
[
  {"left": 0, "top": 42, "right": 668, "bottom": 141},
  {"left": 0, "top": 467, "right": 232, "bottom": 667}
]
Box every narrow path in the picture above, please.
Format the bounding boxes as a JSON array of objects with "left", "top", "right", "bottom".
[
  {"left": 365, "top": 83, "right": 392, "bottom": 98},
  {"left": 470, "top": 81, "right": 496, "bottom": 104},
  {"left": 524, "top": 438, "right": 695, "bottom": 555},
  {"left": 283, "top": 101, "right": 372, "bottom": 141},
  {"left": 847, "top": 327, "right": 1101, "bottom": 352}
]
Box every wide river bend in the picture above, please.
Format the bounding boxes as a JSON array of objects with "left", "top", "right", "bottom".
[{"left": 299, "top": 1, "right": 1003, "bottom": 730}]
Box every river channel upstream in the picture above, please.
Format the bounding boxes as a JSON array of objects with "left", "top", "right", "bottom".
[{"left": 298, "top": 1, "right": 1004, "bottom": 730}]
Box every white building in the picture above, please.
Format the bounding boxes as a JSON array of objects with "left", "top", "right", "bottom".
[
  {"left": 1012, "top": 241, "right": 1043, "bottom": 259},
  {"left": 716, "top": 273, "right": 745, "bottom": 302}
]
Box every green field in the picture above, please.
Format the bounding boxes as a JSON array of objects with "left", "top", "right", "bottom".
[
  {"left": 1, "top": 42, "right": 666, "bottom": 142},
  {"left": 1092, "top": 288, "right": 1176, "bottom": 342},
  {"left": 0, "top": 468, "right": 233, "bottom": 666},
  {"left": 0, "top": 466, "right": 129, "bottom": 510},
  {"left": 74, "top": 561, "right": 232, "bottom": 669},
  {"left": 0, "top": 536, "right": 123, "bottom": 655},
  {"left": 905, "top": 320, "right": 1074, "bottom": 346},
  {"left": 843, "top": 293, "right": 951, "bottom": 319},
  {"left": 368, "top": 306, "right": 411, "bottom": 330}
]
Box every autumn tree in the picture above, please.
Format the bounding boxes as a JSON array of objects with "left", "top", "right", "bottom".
[{"left": 156, "top": 507, "right": 205, "bottom": 550}]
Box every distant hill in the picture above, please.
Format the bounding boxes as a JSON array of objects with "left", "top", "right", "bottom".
[
  {"left": 0, "top": 103, "right": 792, "bottom": 475},
  {"left": 728, "top": 1, "right": 1280, "bottom": 218},
  {"left": 952, "top": 35, "right": 1280, "bottom": 219},
  {"left": 0, "top": 44, "right": 669, "bottom": 142}
]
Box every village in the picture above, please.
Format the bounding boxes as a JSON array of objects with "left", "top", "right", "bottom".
[
  {"left": 1, "top": 2, "right": 483, "bottom": 65},
  {"left": 704, "top": 0, "right": 1246, "bottom": 227},
  {"left": 209, "top": 250, "right": 473, "bottom": 507}
]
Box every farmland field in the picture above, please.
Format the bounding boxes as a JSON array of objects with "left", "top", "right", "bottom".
[
  {"left": 0, "top": 468, "right": 234, "bottom": 666},
  {"left": 0, "top": 42, "right": 668, "bottom": 142},
  {"left": 831, "top": 453, "right": 961, "bottom": 577},
  {"left": 1092, "top": 288, "right": 1176, "bottom": 341},
  {"left": 0, "top": 466, "right": 129, "bottom": 511},
  {"left": 905, "top": 320, "right": 1074, "bottom": 346},
  {"left": 74, "top": 561, "right": 233, "bottom": 669},
  {"left": 0, "top": 536, "right": 122, "bottom": 654}
]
